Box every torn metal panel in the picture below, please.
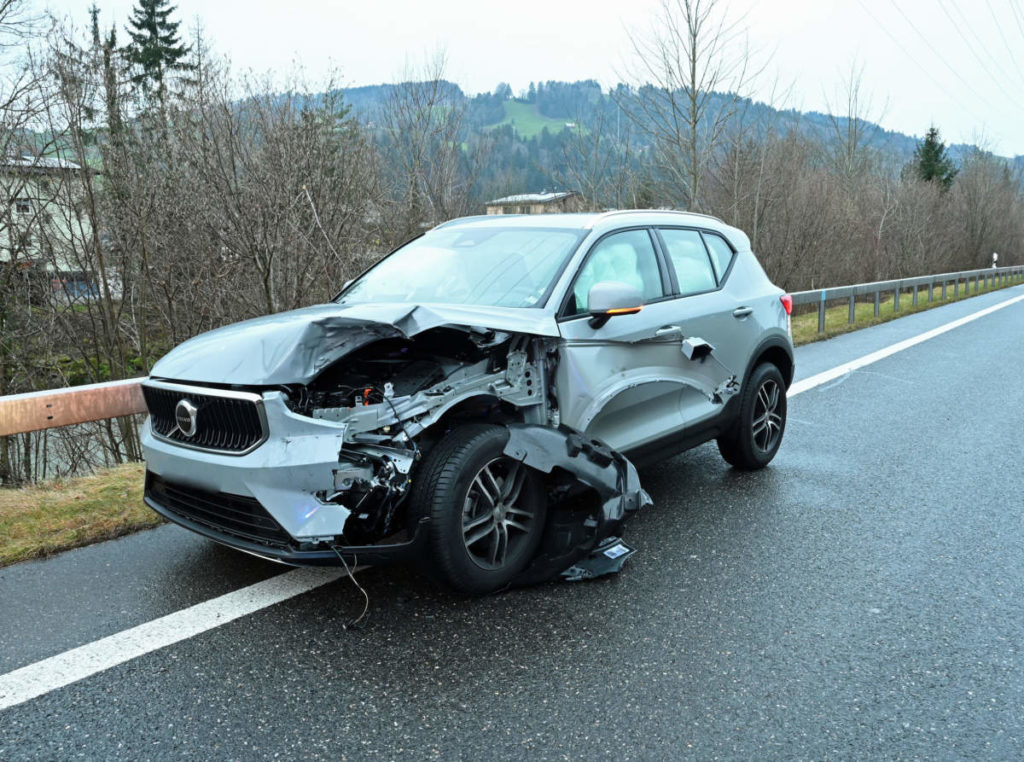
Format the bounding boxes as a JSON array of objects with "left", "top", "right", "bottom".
[
  {"left": 561, "top": 537, "right": 636, "bottom": 581},
  {"left": 500, "top": 423, "right": 651, "bottom": 586}
]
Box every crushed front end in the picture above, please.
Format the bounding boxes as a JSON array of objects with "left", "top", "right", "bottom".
[{"left": 140, "top": 309, "right": 648, "bottom": 584}]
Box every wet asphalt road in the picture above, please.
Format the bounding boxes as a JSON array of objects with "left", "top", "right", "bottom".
[{"left": 1, "top": 288, "right": 1022, "bottom": 760}]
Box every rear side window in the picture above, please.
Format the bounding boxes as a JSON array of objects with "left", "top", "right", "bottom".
[
  {"left": 568, "top": 229, "right": 665, "bottom": 315},
  {"left": 701, "top": 233, "right": 735, "bottom": 281},
  {"left": 659, "top": 228, "right": 717, "bottom": 296}
]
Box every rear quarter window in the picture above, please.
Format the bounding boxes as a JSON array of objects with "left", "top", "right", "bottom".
[
  {"left": 701, "top": 232, "right": 735, "bottom": 282},
  {"left": 659, "top": 228, "right": 717, "bottom": 296}
]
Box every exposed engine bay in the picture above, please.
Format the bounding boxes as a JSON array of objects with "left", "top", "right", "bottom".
[
  {"left": 267, "top": 325, "right": 650, "bottom": 585},
  {"left": 134, "top": 321, "right": 619, "bottom": 589}
]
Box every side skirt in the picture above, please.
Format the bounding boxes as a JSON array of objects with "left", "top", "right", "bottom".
[{"left": 622, "top": 397, "right": 739, "bottom": 468}]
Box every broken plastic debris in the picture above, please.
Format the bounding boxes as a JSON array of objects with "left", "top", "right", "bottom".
[{"left": 560, "top": 537, "right": 636, "bottom": 582}]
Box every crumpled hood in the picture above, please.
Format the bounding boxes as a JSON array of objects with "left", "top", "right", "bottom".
[{"left": 150, "top": 302, "right": 560, "bottom": 385}]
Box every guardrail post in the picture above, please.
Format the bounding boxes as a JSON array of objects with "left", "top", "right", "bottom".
[
  {"left": 818, "top": 290, "right": 826, "bottom": 333},
  {"left": 974, "top": 276, "right": 979, "bottom": 293},
  {"left": 927, "top": 280, "right": 933, "bottom": 302},
  {"left": 873, "top": 290, "right": 880, "bottom": 316},
  {"left": 912, "top": 285, "right": 918, "bottom": 307},
  {"left": 954, "top": 279, "right": 960, "bottom": 298},
  {"left": 848, "top": 295, "right": 855, "bottom": 324},
  {"left": 894, "top": 286, "right": 900, "bottom": 312},
  {"left": 941, "top": 281, "right": 947, "bottom": 300}
]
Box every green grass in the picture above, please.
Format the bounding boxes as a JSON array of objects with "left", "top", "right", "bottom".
[
  {"left": 0, "top": 463, "right": 162, "bottom": 567},
  {"left": 498, "top": 100, "right": 575, "bottom": 139},
  {"left": 791, "top": 276, "right": 1021, "bottom": 346}
]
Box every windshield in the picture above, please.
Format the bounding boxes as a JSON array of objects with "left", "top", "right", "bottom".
[{"left": 336, "top": 227, "right": 582, "bottom": 308}]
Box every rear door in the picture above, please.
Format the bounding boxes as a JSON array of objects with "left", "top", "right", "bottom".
[{"left": 654, "top": 227, "right": 761, "bottom": 410}]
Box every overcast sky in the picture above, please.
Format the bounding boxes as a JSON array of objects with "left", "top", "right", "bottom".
[{"left": 42, "top": 0, "right": 1024, "bottom": 156}]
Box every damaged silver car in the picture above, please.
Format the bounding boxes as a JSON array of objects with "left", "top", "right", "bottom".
[{"left": 141, "top": 210, "right": 794, "bottom": 594}]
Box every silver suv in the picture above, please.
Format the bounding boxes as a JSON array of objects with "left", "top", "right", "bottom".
[{"left": 141, "top": 210, "right": 794, "bottom": 593}]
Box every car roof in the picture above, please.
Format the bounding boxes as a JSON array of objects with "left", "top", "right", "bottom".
[{"left": 432, "top": 210, "right": 750, "bottom": 251}]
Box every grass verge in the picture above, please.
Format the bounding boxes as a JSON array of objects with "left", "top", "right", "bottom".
[
  {"left": 791, "top": 277, "right": 1021, "bottom": 346},
  {"left": 0, "top": 462, "right": 162, "bottom": 568}
]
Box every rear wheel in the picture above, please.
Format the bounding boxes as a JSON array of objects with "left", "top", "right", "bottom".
[
  {"left": 717, "top": 362, "right": 787, "bottom": 470},
  {"left": 410, "top": 424, "right": 546, "bottom": 595}
]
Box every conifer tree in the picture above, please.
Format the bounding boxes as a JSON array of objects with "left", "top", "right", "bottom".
[
  {"left": 911, "top": 126, "right": 958, "bottom": 191},
  {"left": 124, "top": 0, "right": 190, "bottom": 103}
]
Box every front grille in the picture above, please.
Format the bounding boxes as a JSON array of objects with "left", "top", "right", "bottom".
[
  {"left": 143, "top": 382, "right": 267, "bottom": 454},
  {"left": 146, "top": 472, "right": 292, "bottom": 549}
]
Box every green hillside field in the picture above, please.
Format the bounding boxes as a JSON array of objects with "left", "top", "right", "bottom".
[{"left": 498, "top": 100, "right": 574, "bottom": 138}]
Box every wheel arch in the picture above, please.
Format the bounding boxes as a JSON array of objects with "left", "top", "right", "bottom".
[
  {"left": 743, "top": 334, "right": 794, "bottom": 389},
  {"left": 415, "top": 393, "right": 526, "bottom": 449}
]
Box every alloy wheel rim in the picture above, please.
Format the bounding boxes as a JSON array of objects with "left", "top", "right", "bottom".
[
  {"left": 752, "top": 379, "right": 783, "bottom": 452},
  {"left": 462, "top": 457, "right": 535, "bottom": 570}
]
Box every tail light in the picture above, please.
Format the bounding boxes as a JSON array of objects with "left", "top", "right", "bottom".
[{"left": 780, "top": 294, "right": 793, "bottom": 315}]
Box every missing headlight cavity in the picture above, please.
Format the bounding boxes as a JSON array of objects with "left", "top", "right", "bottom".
[{"left": 330, "top": 445, "right": 415, "bottom": 546}]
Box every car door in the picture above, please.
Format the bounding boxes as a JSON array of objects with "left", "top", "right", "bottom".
[
  {"left": 654, "top": 226, "right": 761, "bottom": 415},
  {"left": 555, "top": 228, "right": 721, "bottom": 453}
]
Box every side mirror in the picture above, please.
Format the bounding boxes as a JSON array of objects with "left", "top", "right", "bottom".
[{"left": 587, "top": 281, "right": 644, "bottom": 328}]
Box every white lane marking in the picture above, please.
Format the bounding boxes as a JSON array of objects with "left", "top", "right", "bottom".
[
  {"left": 789, "top": 292, "right": 1024, "bottom": 397},
  {"left": 1, "top": 290, "right": 1022, "bottom": 712},
  {"left": 0, "top": 567, "right": 343, "bottom": 711}
]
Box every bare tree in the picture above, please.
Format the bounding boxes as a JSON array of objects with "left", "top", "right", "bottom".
[
  {"left": 377, "top": 52, "right": 490, "bottom": 241},
  {"left": 557, "top": 106, "right": 642, "bottom": 210},
  {"left": 823, "top": 62, "right": 886, "bottom": 179},
  {"left": 619, "top": 0, "right": 760, "bottom": 210}
]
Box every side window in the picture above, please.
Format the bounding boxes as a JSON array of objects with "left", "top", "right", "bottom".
[
  {"left": 659, "top": 228, "right": 717, "bottom": 296},
  {"left": 701, "top": 232, "right": 735, "bottom": 281},
  {"left": 568, "top": 229, "right": 665, "bottom": 315}
]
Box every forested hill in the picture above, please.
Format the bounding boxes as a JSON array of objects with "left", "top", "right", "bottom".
[{"left": 336, "top": 79, "right": 1015, "bottom": 168}]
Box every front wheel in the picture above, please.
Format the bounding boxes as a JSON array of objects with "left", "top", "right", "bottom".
[
  {"left": 410, "top": 424, "right": 547, "bottom": 595},
  {"left": 717, "top": 363, "right": 787, "bottom": 470}
]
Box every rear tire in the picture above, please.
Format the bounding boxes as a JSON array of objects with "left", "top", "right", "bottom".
[
  {"left": 409, "top": 424, "right": 547, "bottom": 595},
  {"left": 717, "top": 363, "right": 787, "bottom": 470}
]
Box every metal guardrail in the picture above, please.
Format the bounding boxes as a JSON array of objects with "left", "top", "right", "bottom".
[
  {"left": 0, "top": 378, "right": 146, "bottom": 437},
  {"left": 1, "top": 264, "right": 1022, "bottom": 438},
  {"left": 791, "top": 265, "right": 1024, "bottom": 334}
]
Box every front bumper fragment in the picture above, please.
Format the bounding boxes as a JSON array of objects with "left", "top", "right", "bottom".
[{"left": 145, "top": 471, "right": 427, "bottom": 566}]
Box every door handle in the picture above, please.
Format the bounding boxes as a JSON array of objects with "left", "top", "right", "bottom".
[
  {"left": 655, "top": 325, "right": 683, "bottom": 337},
  {"left": 732, "top": 306, "right": 753, "bottom": 318}
]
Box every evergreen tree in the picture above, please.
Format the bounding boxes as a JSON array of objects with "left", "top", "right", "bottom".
[
  {"left": 124, "top": 0, "right": 190, "bottom": 102},
  {"left": 90, "top": 5, "right": 123, "bottom": 137},
  {"left": 911, "top": 126, "right": 958, "bottom": 190}
]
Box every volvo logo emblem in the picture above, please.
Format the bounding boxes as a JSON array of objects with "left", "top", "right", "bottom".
[{"left": 174, "top": 399, "right": 199, "bottom": 437}]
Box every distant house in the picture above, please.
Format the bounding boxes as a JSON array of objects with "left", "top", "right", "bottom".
[
  {"left": 485, "top": 191, "right": 584, "bottom": 215},
  {"left": 0, "top": 153, "right": 102, "bottom": 298}
]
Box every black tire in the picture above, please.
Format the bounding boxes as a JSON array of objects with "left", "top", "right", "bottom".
[
  {"left": 409, "top": 424, "right": 547, "bottom": 595},
  {"left": 717, "top": 362, "right": 787, "bottom": 470}
]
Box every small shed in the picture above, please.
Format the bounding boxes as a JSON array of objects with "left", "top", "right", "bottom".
[{"left": 485, "top": 191, "right": 584, "bottom": 215}]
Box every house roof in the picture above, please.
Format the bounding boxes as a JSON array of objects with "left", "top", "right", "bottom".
[
  {"left": 3, "top": 154, "right": 83, "bottom": 172},
  {"left": 486, "top": 191, "right": 578, "bottom": 206}
]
